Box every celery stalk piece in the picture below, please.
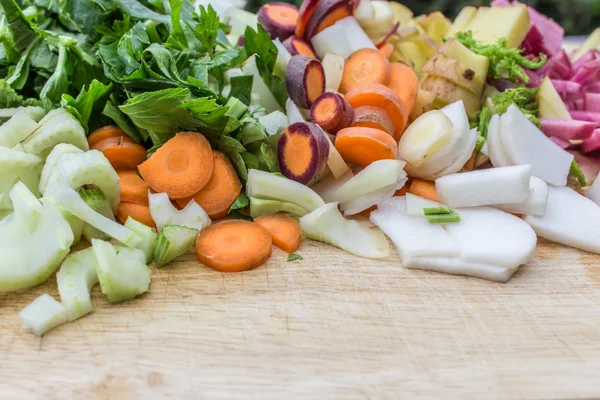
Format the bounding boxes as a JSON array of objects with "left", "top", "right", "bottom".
[
  {"left": 39, "top": 143, "right": 83, "bottom": 194},
  {"left": 79, "top": 187, "right": 115, "bottom": 242},
  {"left": 56, "top": 248, "right": 99, "bottom": 321},
  {"left": 0, "top": 109, "right": 39, "bottom": 148},
  {"left": 47, "top": 150, "right": 121, "bottom": 212},
  {"left": 249, "top": 197, "right": 309, "bottom": 219},
  {"left": 154, "top": 225, "right": 199, "bottom": 267},
  {"left": 0, "top": 182, "right": 74, "bottom": 292},
  {"left": 0, "top": 146, "right": 43, "bottom": 209},
  {"left": 20, "top": 294, "right": 69, "bottom": 336},
  {"left": 0, "top": 106, "right": 46, "bottom": 122},
  {"left": 21, "top": 108, "right": 89, "bottom": 155},
  {"left": 149, "top": 192, "right": 211, "bottom": 232},
  {"left": 124, "top": 217, "right": 158, "bottom": 264},
  {"left": 44, "top": 184, "right": 141, "bottom": 248},
  {"left": 62, "top": 209, "right": 84, "bottom": 246},
  {"left": 114, "top": 245, "right": 148, "bottom": 264},
  {"left": 246, "top": 169, "right": 326, "bottom": 212},
  {"left": 299, "top": 203, "right": 391, "bottom": 259},
  {"left": 91, "top": 239, "right": 151, "bottom": 304}
]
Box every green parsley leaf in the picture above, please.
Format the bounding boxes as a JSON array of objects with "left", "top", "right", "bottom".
[
  {"left": 287, "top": 254, "right": 303, "bottom": 262},
  {"left": 229, "top": 192, "right": 250, "bottom": 213}
]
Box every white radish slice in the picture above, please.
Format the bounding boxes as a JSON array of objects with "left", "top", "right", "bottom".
[
  {"left": 432, "top": 128, "right": 479, "bottom": 178},
  {"left": 370, "top": 197, "right": 461, "bottom": 264},
  {"left": 340, "top": 177, "right": 407, "bottom": 216},
  {"left": 322, "top": 54, "right": 345, "bottom": 92},
  {"left": 487, "top": 113, "right": 512, "bottom": 167},
  {"left": 324, "top": 159, "right": 406, "bottom": 203},
  {"left": 500, "top": 104, "right": 574, "bottom": 186},
  {"left": 586, "top": 172, "right": 600, "bottom": 207},
  {"left": 300, "top": 203, "right": 390, "bottom": 259},
  {"left": 495, "top": 176, "right": 549, "bottom": 216},
  {"left": 436, "top": 165, "right": 532, "bottom": 208},
  {"left": 405, "top": 193, "right": 440, "bottom": 216},
  {"left": 406, "top": 257, "right": 520, "bottom": 283},
  {"left": 525, "top": 186, "right": 600, "bottom": 254},
  {"left": 311, "top": 17, "right": 376, "bottom": 60},
  {"left": 444, "top": 207, "right": 537, "bottom": 269}
]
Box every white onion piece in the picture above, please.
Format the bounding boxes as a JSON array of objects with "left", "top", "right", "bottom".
[
  {"left": 525, "top": 186, "right": 600, "bottom": 254},
  {"left": 444, "top": 207, "right": 537, "bottom": 269},
  {"left": 500, "top": 105, "right": 573, "bottom": 186},
  {"left": 487, "top": 114, "right": 512, "bottom": 167},
  {"left": 341, "top": 177, "right": 407, "bottom": 216},
  {"left": 405, "top": 193, "right": 440, "bottom": 216},
  {"left": 432, "top": 128, "right": 479, "bottom": 178},
  {"left": 311, "top": 17, "right": 376, "bottom": 60},
  {"left": 495, "top": 176, "right": 549, "bottom": 216},
  {"left": 370, "top": 197, "right": 461, "bottom": 264},
  {"left": 436, "top": 165, "right": 532, "bottom": 208}
]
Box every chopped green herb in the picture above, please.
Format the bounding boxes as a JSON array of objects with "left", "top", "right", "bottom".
[
  {"left": 423, "top": 205, "right": 454, "bottom": 215},
  {"left": 229, "top": 192, "right": 249, "bottom": 213},
  {"left": 475, "top": 135, "right": 487, "bottom": 153},
  {"left": 287, "top": 254, "right": 303, "bottom": 262},
  {"left": 569, "top": 159, "right": 588, "bottom": 187},
  {"left": 456, "top": 31, "right": 547, "bottom": 84},
  {"left": 230, "top": 210, "right": 253, "bottom": 222},
  {"left": 427, "top": 213, "right": 461, "bottom": 224}
]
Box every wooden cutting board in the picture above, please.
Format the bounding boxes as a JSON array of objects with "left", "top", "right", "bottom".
[{"left": 1, "top": 236, "right": 600, "bottom": 399}]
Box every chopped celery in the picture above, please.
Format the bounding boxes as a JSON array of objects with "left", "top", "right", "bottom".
[
  {"left": 249, "top": 197, "right": 309, "bottom": 219},
  {"left": 246, "top": 169, "right": 325, "bottom": 212},
  {"left": 0, "top": 106, "right": 46, "bottom": 122},
  {"left": 0, "top": 182, "right": 73, "bottom": 292},
  {"left": 0, "top": 146, "right": 43, "bottom": 169},
  {"left": 48, "top": 150, "right": 121, "bottom": 212},
  {"left": 114, "top": 245, "right": 148, "bottom": 264},
  {"left": 39, "top": 143, "right": 83, "bottom": 194},
  {"left": 0, "top": 147, "right": 43, "bottom": 209},
  {"left": 61, "top": 209, "right": 84, "bottom": 245},
  {"left": 92, "top": 239, "right": 151, "bottom": 304},
  {"left": 19, "top": 294, "right": 69, "bottom": 336},
  {"left": 80, "top": 187, "right": 115, "bottom": 242},
  {"left": 44, "top": 184, "right": 140, "bottom": 248},
  {"left": 0, "top": 109, "right": 39, "bottom": 148},
  {"left": 56, "top": 248, "right": 99, "bottom": 321},
  {"left": 149, "top": 192, "right": 211, "bottom": 232},
  {"left": 154, "top": 225, "right": 199, "bottom": 267},
  {"left": 125, "top": 217, "right": 159, "bottom": 264},
  {"left": 273, "top": 38, "right": 292, "bottom": 80},
  {"left": 22, "top": 108, "right": 89, "bottom": 155}
]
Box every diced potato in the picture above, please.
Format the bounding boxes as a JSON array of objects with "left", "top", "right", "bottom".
[
  {"left": 420, "top": 75, "right": 482, "bottom": 119},
  {"left": 537, "top": 77, "right": 572, "bottom": 120},
  {"left": 448, "top": 6, "right": 477, "bottom": 37},
  {"left": 390, "top": 2, "right": 413, "bottom": 27},
  {"left": 410, "top": 35, "right": 438, "bottom": 58},
  {"left": 395, "top": 41, "right": 428, "bottom": 76},
  {"left": 409, "top": 89, "right": 448, "bottom": 123},
  {"left": 439, "top": 39, "right": 490, "bottom": 85},
  {"left": 419, "top": 12, "right": 452, "bottom": 44},
  {"left": 423, "top": 54, "right": 485, "bottom": 95},
  {"left": 462, "top": 5, "right": 531, "bottom": 48}
]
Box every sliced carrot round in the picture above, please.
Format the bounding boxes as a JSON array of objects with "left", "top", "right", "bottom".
[
  {"left": 91, "top": 135, "right": 136, "bottom": 151},
  {"left": 335, "top": 127, "right": 398, "bottom": 167},
  {"left": 176, "top": 151, "right": 242, "bottom": 219},
  {"left": 388, "top": 62, "right": 419, "bottom": 115},
  {"left": 340, "top": 48, "right": 390, "bottom": 94},
  {"left": 94, "top": 137, "right": 147, "bottom": 170},
  {"left": 88, "top": 126, "right": 129, "bottom": 148},
  {"left": 138, "top": 132, "right": 214, "bottom": 200},
  {"left": 255, "top": 215, "right": 302, "bottom": 254},
  {"left": 117, "top": 202, "right": 156, "bottom": 228},
  {"left": 196, "top": 220, "right": 273, "bottom": 273},
  {"left": 118, "top": 171, "right": 150, "bottom": 206},
  {"left": 351, "top": 106, "right": 395, "bottom": 136},
  {"left": 345, "top": 83, "right": 408, "bottom": 141}
]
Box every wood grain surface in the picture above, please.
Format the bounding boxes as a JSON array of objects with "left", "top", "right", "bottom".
[{"left": 1, "top": 237, "right": 600, "bottom": 400}]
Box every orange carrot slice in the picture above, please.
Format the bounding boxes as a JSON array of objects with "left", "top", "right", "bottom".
[
  {"left": 335, "top": 127, "right": 398, "bottom": 167},
  {"left": 283, "top": 35, "right": 318, "bottom": 58},
  {"left": 388, "top": 62, "right": 419, "bottom": 115},
  {"left": 351, "top": 106, "right": 395, "bottom": 136},
  {"left": 118, "top": 171, "right": 150, "bottom": 206},
  {"left": 88, "top": 126, "right": 129, "bottom": 148},
  {"left": 304, "top": 0, "right": 353, "bottom": 39},
  {"left": 345, "top": 83, "right": 408, "bottom": 141},
  {"left": 295, "top": 0, "right": 320, "bottom": 39},
  {"left": 176, "top": 151, "right": 242, "bottom": 220},
  {"left": 409, "top": 179, "right": 439, "bottom": 202},
  {"left": 196, "top": 220, "right": 273, "bottom": 272},
  {"left": 94, "top": 137, "right": 147, "bottom": 170},
  {"left": 339, "top": 48, "right": 390, "bottom": 94},
  {"left": 138, "top": 132, "right": 214, "bottom": 200},
  {"left": 117, "top": 202, "right": 156, "bottom": 228},
  {"left": 378, "top": 42, "right": 394, "bottom": 60},
  {"left": 255, "top": 215, "right": 302, "bottom": 254}
]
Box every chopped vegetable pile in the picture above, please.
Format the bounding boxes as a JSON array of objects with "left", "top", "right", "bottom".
[{"left": 1, "top": 0, "right": 600, "bottom": 337}]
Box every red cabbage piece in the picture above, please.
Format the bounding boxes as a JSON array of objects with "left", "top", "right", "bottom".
[
  {"left": 541, "top": 119, "right": 596, "bottom": 141},
  {"left": 575, "top": 98, "right": 586, "bottom": 111},
  {"left": 539, "top": 50, "right": 572, "bottom": 80},
  {"left": 572, "top": 60, "right": 600, "bottom": 86},
  {"left": 572, "top": 50, "right": 600, "bottom": 73},
  {"left": 570, "top": 111, "right": 600, "bottom": 124},
  {"left": 586, "top": 82, "right": 600, "bottom": 93},
  {"left": 582, "top": 129, "right": 600, "bottom": 153},
  {"left": 551, "top": 79, "right": 582, "bottom": 94},
  {"left": 584, "top": 93, "right": 600, "bottom": 112}
]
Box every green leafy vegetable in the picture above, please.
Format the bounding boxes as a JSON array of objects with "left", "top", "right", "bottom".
[
  {"left": 229, "top": 192, "right": 250, "bottom": 212},
  {"left": 456, "top": 31, "right": 547, "bottom": 84},
  {"left": 569, "top": 159, "right": 588, "bottom": 187},
  {"left": 287, "top": 254, "right": 303, "bottom": 262}
]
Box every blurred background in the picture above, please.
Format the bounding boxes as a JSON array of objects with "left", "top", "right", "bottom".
[{"left": 245, "top": 0, "right": 600, "bottom": 36}]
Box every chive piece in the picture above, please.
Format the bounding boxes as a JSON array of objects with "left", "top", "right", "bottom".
[
  {"left": 475, "top": 135, "right": 486, "bottom": 153},
  {"left": 427, "top": 213, "right": 461, "bottom": 224},
  {"left": 287, "top": 254, "right": 303, "bottom": 262},
  {"left": 423, "top": 205, "right": 454, "bottom": 215}
]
